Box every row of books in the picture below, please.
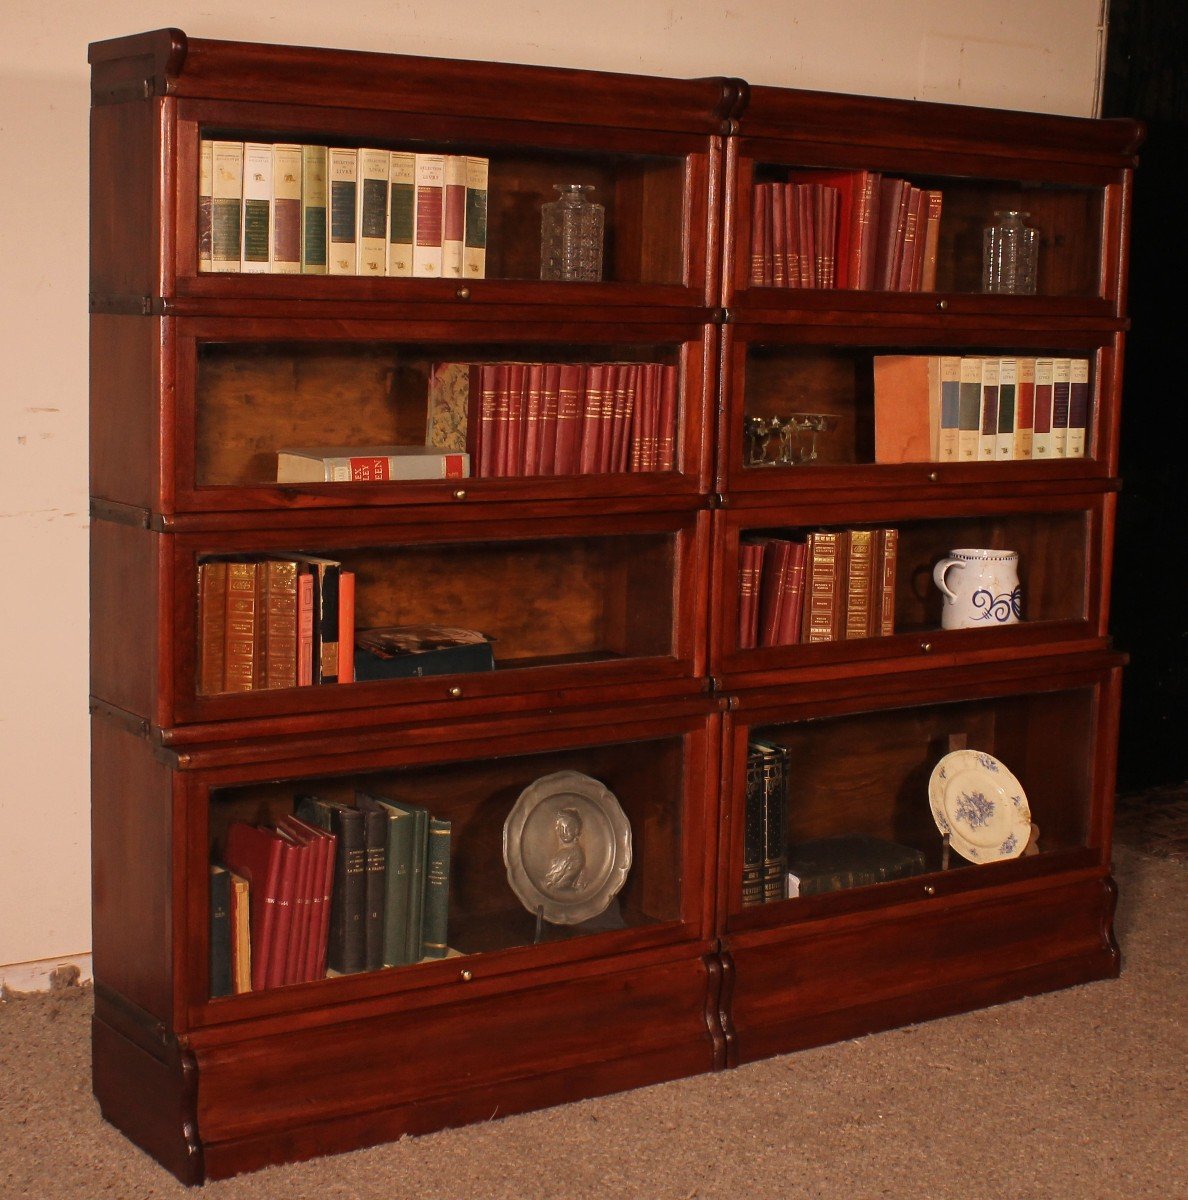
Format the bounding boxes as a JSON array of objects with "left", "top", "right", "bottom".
[
  {"left": 741, "top": 739, "right": 790, "bottom": 906},
  {"left": 750, "top": 171, "right": 942, "bottom": 292},
  {"left": 211, "top": 792, "right": 452, "bottom": 996},
  {"left": 431, "top": 360, "right": 679, "bottom": 477},
  {"left": 197, "top": 556, "right": 355, "bottom": 695},
  {"left": 739, "top": 527, "right": 898, "bottom": 649},
  {"left": 873, "top": 355, "right": 1092, "bottom": 464},
  {"left": 199, "top": 140, "right": 489, "bottom": 278}
]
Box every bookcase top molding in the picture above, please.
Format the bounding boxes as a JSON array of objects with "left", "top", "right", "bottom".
[
  {"left": 741, "top": 84, "right": 1144, "bottom": 167},
  {"left": 88, "top": 28, "right": 747, "bottom": 136}
]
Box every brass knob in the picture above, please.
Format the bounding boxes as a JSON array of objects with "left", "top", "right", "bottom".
[
  {"left": 453, "top": 489, "right": 467, "bottom": 500},
  {"left": 924, "top": 884, "right": 936, "bottom": 896},
  {"left": 459, "top": 968, "right": 473, "bottom": 982},
  {"left": 920, "top": 641, "right": 933, "bottom": 653},
  {"left": 456, "top": 286, "right": 471, "bottom": 300},
  {"left": 936, "top": 299, "right": 949, "bottom": 311},
  {"left": 447, "top": 685, "right": 463, "bottom": 698},
  {"left": 928, "top": 470, "right": 939, "bottom": 482}
]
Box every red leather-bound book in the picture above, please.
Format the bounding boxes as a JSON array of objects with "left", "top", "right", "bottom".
[
  {"left": 776, "top": 539, "right": 808, "bottom": 645},
  {"left": 579, "top": 363, "right": 608, "bottom": 474},
  {"left": 538, "top": 363, "right": 561, "bottom": 475},
  {"left": 770, "top": 184, "right": 787, "bottom": 287},
  {"left": 279, "top": 816, "right": 336, "bottom": 983},
  {"left": 523, "top": 362, "right": 544, "bottom": 476},
  {"left": 874, "top": 177, "right": 908, "bottom": 290},
  {"left": 475, "top": 363, "right": 498, "bottom": 478},
  {"left": 554, "top": 363, "right": 584, "bottom": 474},
  {"left": 223, "top": 822, "right": 285, "bottom": 993},
  {"left": 492, "top": 362, "right": 512, "bottom": 477},
  {"left": 276, "top": 825, "right": 313, "bottom": 986},
  {"left": 749, "top": 182, "right": 770, "bottom": 286},
  {"left": 657, "top": 364, "right": 678, "bottom": 472},
  {"left": 757, "top": 538, "right": 793, "bottom": 647},
  {"left": 897, "top": 187, "right": 925, "bottom": 292},
  {"left": 795, "top": 183, "right": 816, "bottom": 287},
  {"left": 504, "top": 361, "right": 527, "bottom": 477}
]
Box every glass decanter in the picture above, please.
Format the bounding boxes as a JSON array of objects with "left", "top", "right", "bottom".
[
  {"left": 982, "top": 210, "right": 1039, "bottom": 295},
  {"left": 540, "top": 184, "right": 605, "bottom": 281}
]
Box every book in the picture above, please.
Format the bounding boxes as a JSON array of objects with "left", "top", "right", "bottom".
[
  {"left": 296, "top": 797, "right": 368, "bottom": 975},
  {"left": 957, "top": 356, "right": 983, "bottom": 462},
  {"left": 786, "top": 834, "right": 927, "bottom": 897},
  {"left": 936, "top": 355, "right": 962, "bottom": 462},
  {"left": 327, "top": 148, "right": 358, "bottom": 275},
  {"left": 361, "top": 806, "right": 387, "bottom": 972},
  {"left": 271, "top": 143, "right": 302, "bottom": 275},
  {"left": 554, "top": 363, "right": 583, "bottom": 474},
  {"left": 387, "top": 151, "right": 415, "bottom": 277},
  {"left": 299, "top": 145, "right": 328, "bottom": 274},
  {"left": 1067, "top": 357, "right": 1090, "bottom": 457},
  {"left": 354, "top": 625, "right": 494, "bottom": 680},
  {"left": 412, "top": 152, "right": 445, "bottom": 278},
  {"left": 441, "top": 155, "right": 466, "bottom": 278},
  {"left": 197, "top": 560, "right": 227, "bottom": 695},
  {"left": 278, "top": 815, "right": 336, "bottom": 983},
  {"left": 297, "top": 570, "right": 315, "bottom": 687},
  {"left": 844, "top": 528, "right": 876, "bottom": 640},
  {"left": 776, "top": 539, "right": 808, "bottom": 645},
  {"left": 223, "top": 560, "right": 262, "bottom": 692},
  {"left": 356, "top": 148, "right": 391, "bottom": 276},
  {"left": 1032, "top": 356, "right": 1056, "bottom": 458},
  {"left": 737, "top": 541, "right": 765, "bottom": 650},
  {"left": 463, "top": 156, "right": 489, "bottom": 279},
  {"left": 198, "top": 140, "right": 214, "bottom": 272},
  {"left": 749, "top": 183, "right": 769, "bottom": 286},
  {"left": 223, "top": 822, "right": 285, "bottom": 992},
  {"left": 919, "top": 189, "right": 943, "bottom": 292},
  {"left": 210, "top": 140, "right": 243, "bottom": 272},
  {"left": 422, "top": 816, "right": 452, "bottom": 958},
  {"left": 261, "top": 558, "right": 299, "bottom": 691},
  {"left": 750, "top": 739, "right": 790, "bottom": 903},
  {"left": 1015, "top": 356, "right": 1036, "bottom": 460},
  {"left": 289, "top": 555, "right": 340, "bottom": 685},
  {"left": 425, "top": 361, "right": 475, "bottom": 454},
  {"left": 276, "top": 446, "right": 470, "bottom": 482},
  {"left": 337, "top": 571, "right": 355, "bottom": 685},
  {"left": 229, "top": 870, "right": 251, "bottom": 994},
  {"left": 872, "top": 355, "right": 945, "bottom": 463},
  {"left": 978, "top": 357, "right": 1000, "bottom": 460},
  {"left": 275, "top": 822, "right": 315, "bottom": 985},
  {"left": 996, "top": 356, "right": 1018, "bottom": 460},
  {"left": 756, "top": 538, "right": 794, "bottom": 648},
  {"left": 240, "top": 142, "right": 273, "bottom": 273},
  {"left": 741, "top": 745, "right": 766, "bottom": 906},
  {"left": 210, "top": 864, "right": 233, "bottom": 998},
  {"left": 803, "top": 530, "right": 843, "bottom": 643},
  {"left": 1051, "top": 357, "right": 1072, "bottom": 457},
  {"left": 875, "top": 527, "right": 898, "bottom": 637},
  {"left": 356, "top": 793, "right": 425, "bottom": 967}
]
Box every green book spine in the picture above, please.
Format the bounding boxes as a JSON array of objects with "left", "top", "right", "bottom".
[
  {"left": 421, "top": 817, "right": 452, "bottom": 958},
  {"left": 362, "top": 807, "right": 387, "bottom": 972},
  {"left": 209, "top": 865, "right": 232, "bottom": 998}
]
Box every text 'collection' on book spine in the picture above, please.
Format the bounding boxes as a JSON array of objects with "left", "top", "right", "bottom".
[{"left": 199, "top": 138, "right": 489, "bottom": 279}]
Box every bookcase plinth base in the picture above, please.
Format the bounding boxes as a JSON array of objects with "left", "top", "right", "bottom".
[{"left": 724, "top": 871, "right": 1119, "bottom": 1067}]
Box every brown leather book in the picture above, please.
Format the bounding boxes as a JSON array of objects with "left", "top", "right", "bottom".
[
  {"left": 844, "top": 529, "right": 876, "bottom": 640},
  {"left": 262, "top": 559, "right": 299, "bottom": 690},
  {"left": 803, "top": 531, "right": 844, "bottom": 643},
  {"left": 223, "top": 560, "right": 262, "bottom": 692},
  {"left": 197, "top": 560, "right": 227, "bottom": 696}
]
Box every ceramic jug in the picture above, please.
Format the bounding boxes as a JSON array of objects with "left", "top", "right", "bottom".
[{"left": 932, "top": 548, "right": 1021, "bottom": 630}]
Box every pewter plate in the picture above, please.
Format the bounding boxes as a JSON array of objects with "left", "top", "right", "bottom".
[
  {"left": 928, "top": 749, "right": 1031, "bottom": 864},
  {"left": 503, "top": 770, "right": 632, "bottom": 925}
]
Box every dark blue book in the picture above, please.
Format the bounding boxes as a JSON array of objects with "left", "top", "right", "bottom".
[{"left": 353, "top": 625, "right": 494, "bottom": 681}]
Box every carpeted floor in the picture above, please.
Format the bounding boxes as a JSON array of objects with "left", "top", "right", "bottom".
[{"left": 2, "top": 843, "right": 1184, "bottom": 1199}]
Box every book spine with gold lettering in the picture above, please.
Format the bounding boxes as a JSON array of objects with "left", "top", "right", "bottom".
[
  {"left": 412, "top": 152, "right": 445, "bottom": 278},
  {"left": 803, "top": 530, "right": 843, "bottom": 643},
  {"left": 387, "top": 151, "right": 415, "bottom": 277},
  {"left": 741, "top": 745, "right": 766, "bottom": 906},
  {"left": 844, "top": 528, "right": 875, "bottom": 640},
  {"left": 261, "top": 559, "right": 299, "bottom": 690},
  {"left": 1051, "top": 357, "right": 1072, "bottom": 457},
  {"left": 223, "top": 560, "right": 261, "bottom": 692},
  {"left": 441, "top": 154, "right": 466, "bottom": 279},
  {"left": 463, "top": 155, "right": 489, "bottom": 279},
  {"left": 421, "top": 816, "right": 452, "bottom": 958},
  {"left": 197, "top": 560, "right": 227, "bottom": 696}
]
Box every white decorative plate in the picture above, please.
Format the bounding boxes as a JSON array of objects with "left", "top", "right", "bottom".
[{"left": 927, "top": 750, "right": 1031, "bottom": 863}]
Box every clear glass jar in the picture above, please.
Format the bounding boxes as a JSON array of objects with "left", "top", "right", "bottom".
[
  {"left": 540, "top": 184, "right": 605, "bottom": 282},
  {"left": 982, "top": 210, "right": 1039, "bottom": 295}
]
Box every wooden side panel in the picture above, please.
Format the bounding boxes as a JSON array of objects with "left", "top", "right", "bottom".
[
  {"left": 194, "top": 954, "right": 715, "bottom": 1178},
  {"left": 727, "top": 874, "right": 1117, "bottom": 1063},
  {"left": 91, "top": 718, "right": 178, "bottom": 1022}
]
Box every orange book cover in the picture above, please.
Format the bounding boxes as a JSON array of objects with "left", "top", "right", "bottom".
[{"left": 873, "top": 355, "right": 940, "bottom": 463}]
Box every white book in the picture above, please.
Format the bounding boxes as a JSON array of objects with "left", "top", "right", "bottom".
[
  {"left": 327, "top": 148, "right": 358, "bottom": 275},
  {"left": 210, "top": 140, "right": 243, "bottom": 273},
  {"left": 996, "top": 357, "right": 1018, "bottom": 460},
  {"left": 957, "top": 356, "right": 982, "bottom": 462},
  {"left": 977, "top": 357, "right": 1000, "bottom": 461},
  {"left": 271, "top": 143, "right": 302, "bottom": 275},
  {"left": 1051, "top": 357, "right": 1072, "bottom": 457},
  {"left": 442, "top": 154, "right": 467, "bottom": 279},
  {"left": 388, "top": 151, "right": 415, "bottom": 277},
  {"left": 463, "top": 155, "right": 489, "bottom": 279},
  {"left": 1015, "top": 357, "right": 1035, "bottom": 459},
  {"left": 240, "top": 142, "right": 273, "bottom": 273},
  {"left": 1032, "top": 357, "right": 1056, "bottom": 458},
  {"left": 356, "top": 148, "right": 390, "bottom": 277},
  {"left": 198, "top": 140, "right": 214, "bottom": 273},
  {"left": 277, "top": 446, "right": 470, "bottom": 483},
  {"left": 1067, "top": 357, "right": 1090, "bottom": 458},
  {"left": 412, "top": 152, "right": 446, "bottom": 278},
  {"left": 300, "top": 145, "right": 328, "bottom": 274}
]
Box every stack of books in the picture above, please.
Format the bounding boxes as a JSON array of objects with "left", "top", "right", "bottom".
[
  {"left": 427, "top": 360, "right": 678, "bottom": 477},
  {"left": 750, "top": 170, "right": 942, "bottom": 292},
  {"left": 211, "top": 791, "right": 453, "bottom": 995},
  {"left": 873, "top": 354, "right": 1092, "bottom": 463},
  {"left": 199, "top": 141, "right": 489, "bottom": 278},
  {"left": 738, "top": 527, "right": 898, "bottom": 649},
  {"left": 741, "top": 738, "right": 790, "bottom": 907},
  {"left": 197, "top": 555, "right": 355, "bottom": 695}
]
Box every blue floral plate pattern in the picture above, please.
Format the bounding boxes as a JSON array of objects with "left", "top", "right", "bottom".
[{"left": 928, "top": 750, "right": 1031, "bottom": 864}]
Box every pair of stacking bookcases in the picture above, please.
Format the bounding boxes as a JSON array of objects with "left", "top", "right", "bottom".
[{"left": 89, "top": 29, "right": 1141, "bottom": 1182}]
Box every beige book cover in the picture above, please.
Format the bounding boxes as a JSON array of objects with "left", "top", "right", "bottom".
[
  {"left": 210, "top": 140, "right": 243, "bottom": 272},
  {"left": 241, "top": 142, "right": 273, "bottom": 273},
  {"left": 388, "top": 151, "right": 415, "bottom": 276},
  {"left": 198, "top": 140, "right": 214, "bottom": 272},
  {"left": 463, "top": 155, "right": 489, "bottom": 279},
  {"left": 271, "top": 144, "right": 302, "bottom": 275},
  {"left": 327, "top": 148, "right": 358, "bottom": 275},
  {"left": 413, "top": 152, "right": 446, "bottom": 278},
  {"left": 300, "top": 145, "right": 328, "bottom": 274},
  {"left": 442, "top": 154, "right": 467, "bottom": 278}
]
